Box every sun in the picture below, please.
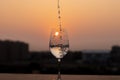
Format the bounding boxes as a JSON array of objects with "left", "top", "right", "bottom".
[{"left": 55, "top": 32, "right": 59, "bottom": 36}]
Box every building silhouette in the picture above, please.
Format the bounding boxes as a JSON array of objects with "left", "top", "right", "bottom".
[
  {"left": 82, "top": 50, "right": 110, "bottom": 65},
  {"left": 110, "top": 45, "right": 120, "bottom": 63},
  {"left": 0, "top": 39, "right": 120, "bottom": 74},
  {"left": 0, "top": 40, "right": 29, "bottom": 65}
]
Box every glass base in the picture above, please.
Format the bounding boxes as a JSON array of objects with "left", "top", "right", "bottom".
[{"left": 57, "top": 78, "right": 61, "bottom": 80}]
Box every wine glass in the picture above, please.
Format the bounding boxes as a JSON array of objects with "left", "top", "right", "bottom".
[{"left": 49, "top": 27, "right": 69, "bottom": 80}]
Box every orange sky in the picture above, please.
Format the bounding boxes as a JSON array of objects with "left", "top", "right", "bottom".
[{"left": 0, "top": 0, "right": 120, "bottom": 51}]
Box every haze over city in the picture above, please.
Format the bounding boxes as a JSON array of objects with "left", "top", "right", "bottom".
[{"left": 0, "top": 0, "right": 120, "bottom": 51}]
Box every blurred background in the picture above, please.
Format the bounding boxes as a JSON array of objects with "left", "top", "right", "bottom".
[
  {"left": 0, "top": 40, "right": 120, "bottom": 75},
  {"left": 0, "top": 0, "right": 120, "bottom": 75}
]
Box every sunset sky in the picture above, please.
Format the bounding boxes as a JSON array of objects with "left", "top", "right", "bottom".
[{"left": 0, "top": 0, "right": 120, "bottom": 51}]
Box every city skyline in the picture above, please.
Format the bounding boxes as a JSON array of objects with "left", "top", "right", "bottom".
[{"left": 0, "top": 0, "right": 120, "bottom": 51}]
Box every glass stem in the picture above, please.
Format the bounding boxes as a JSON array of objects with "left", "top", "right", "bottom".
[{"left": 57, "top": 58, "right": 61, "bottom": 80}]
